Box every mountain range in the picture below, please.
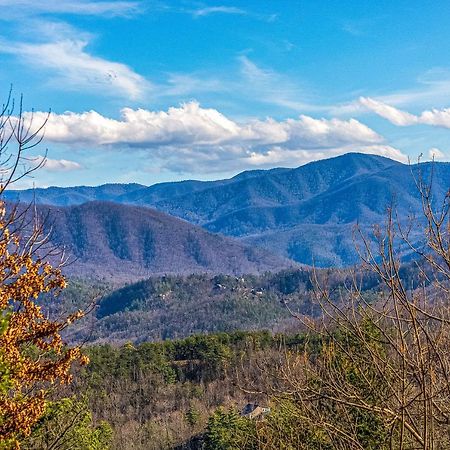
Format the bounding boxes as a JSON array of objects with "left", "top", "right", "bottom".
[{"left": 6, "top": 153, "right": 449, "bottom": 269}]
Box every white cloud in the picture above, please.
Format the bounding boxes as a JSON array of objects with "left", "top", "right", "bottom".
[
  {"left": 32, "top": 155, "right": 83, "bottom": 172},
  {"left": 22, "top": 102, "right": 407, "bottom": 173},
  {"left": 360, "top": 97, "right": 450, "bottom": 129},
  {"left": 0, "top": 38, "right": 151, "bottom": 100},
  {"left": 0, "top": 0, "right": 149, "bottom": 100},
  {"left": 192, "top": 6, "right": 247, "bottom": 17},
  {"left": 28, "top": 101, "right": 382, "bottom": 148},
  {"left": 420, "top": 109, "right": 450, "bottom": 128}
]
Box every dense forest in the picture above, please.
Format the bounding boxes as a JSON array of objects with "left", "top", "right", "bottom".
[
  {"left": 44, "top": 331, "right": 307, "bottom": 449},
  {"left": 18, "top": 329, "right": 395, "bottom": 449},
  {"left": 47, "top": 268, "right": 376, "bottom": 344},
  {"left": 5, "top": 203, "right": 448, "bottom": 449},
  {"left": 47, "top": 263, "right": 424, "bottom": 345}
]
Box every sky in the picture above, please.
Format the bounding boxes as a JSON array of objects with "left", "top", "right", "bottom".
[{"left": 1, "top": 0, "right": 450, "bottom": 188}]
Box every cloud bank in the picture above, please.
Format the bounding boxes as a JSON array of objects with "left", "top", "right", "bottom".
[
  {"left": 35, "top": 102, "right": 382, "bottom": 147},
  {"left": 25, "top": 102, "right": 406, "bottom": 173}
]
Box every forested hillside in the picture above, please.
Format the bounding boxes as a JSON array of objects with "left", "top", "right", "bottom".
[
  {"left": 33, "top": 201, "right": 294, "bottom": 279},
  {"left": 49, "top": 266, "right": 410, "bottom": 344},
  {"left": 66, "top": 331, "right": 316, "bottom": 450}
]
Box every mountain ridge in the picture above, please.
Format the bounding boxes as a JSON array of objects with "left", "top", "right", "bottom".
[
  {"left": 6, "top": 153, "right": 449, "bottom": 267},
  {"left": 6, "top": 153, "right": 400, "bottom": 208}
]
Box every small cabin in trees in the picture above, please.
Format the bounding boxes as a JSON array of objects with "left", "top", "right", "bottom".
[{"left": 240, "top": 403, "right": 271, "bottom": 420}]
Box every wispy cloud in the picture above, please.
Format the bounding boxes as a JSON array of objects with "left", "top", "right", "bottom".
[
  {"left": 192, "top": 5, "right": 247, "bottom": 17},
  {"left": 0, "top": 0, "right": 142, "bottom": 19},
  {"left": 163, "top": 73, "right": 224, "bottom": 96},
  {"left": 351, "top": 68, "right": 450, "bottom": 111},
  {"left": 359, "top": 97, "right": 418, "bottom": 126},
  {"left": 188, "top": 4, "right": 277, "bottom": 23},
  {"left": 20, "top": 102, "right": 407, "bottom": 173},
  {"left": 238, "top": 55, "right": 325, "bottom": 112},
  {"left": 329, "top": 67, "right": 450, "bottom": 118},
  {"left": 340, "top": 17, "right": 380, "bottom": 37},
  {"left": 428, "top": 147, "right": 446, "bottom": 160},
  {"left": 0, "top": 37, "right": 151, "bottom": 100},
  {"left": 0, "top": 0, "right": 150, "bottom": 100},
  {"left": 135, "top": 56, "right": 323, "bottom": 114}
]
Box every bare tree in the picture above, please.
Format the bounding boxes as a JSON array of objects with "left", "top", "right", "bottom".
[
  {"left": 261, "top": 163, "right": 450, "bottom": 449},
  {"left": 0, "top": 87, "right": 50, "bottom": 194}
]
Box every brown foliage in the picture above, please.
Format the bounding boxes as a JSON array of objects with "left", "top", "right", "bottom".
[{"left": 0, "top": 92, "right": 87, "bottom": 448}]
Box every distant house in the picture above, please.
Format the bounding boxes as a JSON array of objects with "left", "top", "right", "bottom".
[
  {"left": 240, "top": 403, "right": 271, "bottom": 420},
  {"left": 250, "top": 288, "right": 264, "bottom": 296}
]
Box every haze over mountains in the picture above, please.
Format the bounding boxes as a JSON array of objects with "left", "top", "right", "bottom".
[{"left": 7, "top": 153, "right": 450, "bottom": 269}]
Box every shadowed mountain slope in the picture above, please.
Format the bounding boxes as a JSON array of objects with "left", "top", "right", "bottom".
[
  {"left": 7, "top": 154, "right": 394, "bottom": 210},
  {"left": 38, "top": 201, "right": 294, "bottom": 279}
]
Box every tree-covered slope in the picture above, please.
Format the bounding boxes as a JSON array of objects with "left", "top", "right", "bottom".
[
  {"left": 38, "top": 201, "right": 294, "bottom": 279},
  {"left": 61, "top": 268, "right": 387, "bottom": 344}
]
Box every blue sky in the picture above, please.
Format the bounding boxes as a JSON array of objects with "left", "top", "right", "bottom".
[{"left": 1, "top": 0, "right": 450, "bottom": 187}]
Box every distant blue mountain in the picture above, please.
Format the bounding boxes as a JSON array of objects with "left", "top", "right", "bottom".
[
  {"left": 4, "top": 183, "right": 145, "bottom": 206},
  {"left": 5, "top": 153, "right": 449, "bottom": 267}
]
